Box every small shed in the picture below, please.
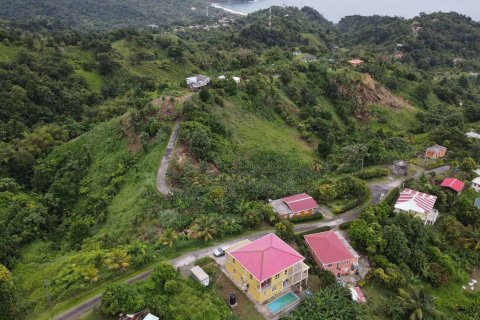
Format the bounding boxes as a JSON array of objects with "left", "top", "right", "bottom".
[
  {"left": 392, "top": 160, "right": 408, "bottom": 176},
  {"left": 466, "top": 131, "right": 480, "bottom": 139},
  {"left": 218, "top": 75, "right": 226, "bottom": 80},
  {"left": 186, "top": 75, "right": 210, "bottom": 90},
  {"left": 190, "top": 266, "right": 209, "bottom": 286},
  {"left": 475, "top": 198, "right": 480, "bottom": 209},
  {"left": 232, "top": 76, "right": 241, "bottom": 84}
]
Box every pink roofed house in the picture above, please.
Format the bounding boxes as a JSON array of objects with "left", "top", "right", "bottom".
[
  {"left": 440, "top": 178, "right": 465, "bottom": 193},
  {"left": 304, "top": 231, "right": 359, "bottom": 277},
  {"left": 394, "top": 188, "right": 439, "bottom": 225},
  {"left": 270, "top": 193, "right": 318, "bottom": 219},
  {"left": 224, "top": 233, "right": 309, "bottom": 304}
]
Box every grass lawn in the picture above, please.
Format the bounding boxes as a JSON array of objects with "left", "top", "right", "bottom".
[
  {"left": 0, "top": 43, "right": 23, "bottom": 62},
  {"left": 368, "top": 104, "right": 418, "bottom": 132},
  {"left": 326, "top": 198, "right": 357, "bottom": 213},
  {"left": 64, "top": 46, "right": 103, "bottom": 92},
  {"left": 206, "top": 263, "right": 264, "bottom": 320},
  {"left": 111, "top": 39, "right": 194, "bottom": 86},
  {"left": 218, "top": 99, "right": 318, "bottom": 164}
]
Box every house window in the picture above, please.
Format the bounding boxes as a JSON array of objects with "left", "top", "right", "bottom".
[
  {"left": 327, "top": 264, "right": 332, "bottom": 268},
  {"left": 285, "top": 270, "right": 288, "bottom": 275},
  {"left": 275, "top": 274, "right": 280, "bottom": 280},
  {"left": 233, "top": 269, "right": 236, "bottom": 273},
  {"left": 249, "top": 274, "right": 253, "bottom": 280},
  {"left": 272, "top": 285, "right": 277, "bottom": 292},
  {"left": 233, "top": 258, "right": 236, "bottom": 264}
]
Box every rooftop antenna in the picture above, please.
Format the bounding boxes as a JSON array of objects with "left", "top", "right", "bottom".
[{"left": 268, "top": 7, "right": 272, "bottom": 29}]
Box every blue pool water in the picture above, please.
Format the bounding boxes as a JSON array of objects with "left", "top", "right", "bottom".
[{"left": 265, "top": 292, "right": 299, "bottom": 315}]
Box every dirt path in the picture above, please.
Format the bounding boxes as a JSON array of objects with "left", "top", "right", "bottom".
[
  {"left": 156, "top": 118, "right": 181, "bottom": 195},
  {"left": 155, "top": 93, "right": 193, "bottom": 195}
]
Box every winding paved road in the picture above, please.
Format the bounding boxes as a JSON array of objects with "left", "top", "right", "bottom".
[{"left": 54, "top": 161, "right": 450, "bottom": 320}]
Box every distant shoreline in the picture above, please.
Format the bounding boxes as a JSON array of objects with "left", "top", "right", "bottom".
[{"left": 210, "top": 3, "right": 248, "bottom": 16}]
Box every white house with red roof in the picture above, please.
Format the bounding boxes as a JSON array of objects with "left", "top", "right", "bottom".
[
  {"left": 270, "top": 193, "right": 318, "bottom": 219},
  {"left": 394, "top": 188, "right": 439, "bottom": 225},
  {"left": 304, "top": 231, "right": 359, "bottom": 277},
  {"left": 224, "top": 233, "right": 309, "bottom": 304},
  {"left": 440, "top": 178, "right": 465, "bottom": 193}
]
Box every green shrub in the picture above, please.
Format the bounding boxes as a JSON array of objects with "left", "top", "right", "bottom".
[
  {"left": 290, "top": 213, "right": 323, "bottom": 224},
  {"left": 382, "top": 187, "right": 400, "bottom": 206},
  {"left": 356, "top": 167, "right": 389, "bottom": 180},
  {"left": 299, "top": 226, "right": 332, "bottom": 236},
  {"left": 195, "top": 257, "right": 215, "bottom": 267},
  {"left": 334, "top": 201, "right": 359, "bottom": 214},
  {"left": 339, "top": 221, "right": 352, "bottom": 230}
]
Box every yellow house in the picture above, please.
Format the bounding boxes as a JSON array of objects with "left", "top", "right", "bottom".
[{"left": 225, "top": 233, "right": 309, "bottom": 304}]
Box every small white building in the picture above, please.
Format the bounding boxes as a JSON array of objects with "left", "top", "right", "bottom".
[
  {"left": 186, "top": 75, "right": 210, "bottom": 89},
  {"left": 394, "top": 188, "right": 439, "bottom": 225},
  {"left": 232, "top": 76, "right": 241, "bottom": 84},
  {"left": 472, "top": 177, "right": 480, "bottom": 192},
  {"left": 466, "top": 131, "right": 480, "bottom": 140},
  {"left": 218, "top": 75, "right": 226, "bottom": 80},
  {"left": 190, "top": 266, "right": 209, "bottom": 286}
]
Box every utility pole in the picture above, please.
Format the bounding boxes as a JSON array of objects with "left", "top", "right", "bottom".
[
  {"left": 44, "top": 279, "right": 51, "bottom": 308},
  {"left": 268, "top": 7, "right": 272, "bottom": 29},
  {"left": 206, "top": 6, "right": 209, "bottom": 17}
]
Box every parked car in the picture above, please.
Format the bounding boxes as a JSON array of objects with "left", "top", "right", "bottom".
[{"left": 213, "top": 247, "right": 226, "bottom": 257}]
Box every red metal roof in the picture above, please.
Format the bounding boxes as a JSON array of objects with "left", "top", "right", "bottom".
[
  {"left": 395, "top": 188, "right": 437, "bottom": 214},
  {"left": 352, "top": 287, "right": 366, "bottom": 303},
  {"left": 281, "top": 193, "right": 318, "bottom": 213},
  {"left": 304, "top": 231, "right": 358, "bottom": 265},
  {"left": 229, "top": 233, "right": 304, "bottom": 282},
  {"left": 440, "top": 178, "right": 465, "bottom": 193}
]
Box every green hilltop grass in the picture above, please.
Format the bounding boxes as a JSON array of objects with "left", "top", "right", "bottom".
[
  {"left": 0, "top": 43, "right": 22, "bottom": 63},
  {"left": 112, "top": 39, "right": 194, "bottom": 86},
  {"left": 218, "top": 98, "right": 318, "bottom": 164},
  {"left": 64, "top": 47, "right": 104, "bottom": 92}
]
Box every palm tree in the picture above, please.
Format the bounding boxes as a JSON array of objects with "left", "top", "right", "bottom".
[
  {"left": 189, "top": 215, "right": 218, "bottom": 241},
  {"left": 310, "top": 160, "right": 323, "bottom": 173},
  {"left": 397, "top": 286, "right": 442, "bottom": 320},
  {"left": 82, "top": 265, "right": 100, "bottom": 283},
  {"left": 104, "top": 248, "right": 130, "bottom": 271},
  {"left": 468, "top": 227, "right": 480, "bottom": 251},
  {"left": 159, "top": 228, "right": 179, "bottom": 247}
]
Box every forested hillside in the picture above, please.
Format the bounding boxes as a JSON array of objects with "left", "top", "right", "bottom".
[
  {"left": 0, "top": 0, "right": 211, "bottom": 30},
  {"left": 1, "top": 6, "right": 480, "bottom": 320}
]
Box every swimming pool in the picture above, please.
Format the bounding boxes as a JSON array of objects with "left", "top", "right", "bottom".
[{"left": 265, "top": 292, "right": 300, "bottom": 315}]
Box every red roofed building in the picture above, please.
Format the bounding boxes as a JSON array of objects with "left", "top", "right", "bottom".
[
  {"left": 225, "top": 233, "right": 309, "bottom": 303},
  {"left": 425, "top": 144, "right": 447, "bottom": 159},
  {"left": 440, "top": 178, "right": 465, "bottom": 193},
  {"left": 394, "top": 188, "right": 439, "bottom": 225},
  {"left": 304, "top": 231, "right": 359, "bottom": 277},
  {"left": 394, "top": 52, "right": 404, "bottom": 60},
  {"left": 348, "top": 58, "right": 364, "bottom": 67},
  {"left": 270, "top": 193, "right": 318, "bottom": 219},
  {"left": 350, "top": 287, "right": 367, "bottom": 303}
]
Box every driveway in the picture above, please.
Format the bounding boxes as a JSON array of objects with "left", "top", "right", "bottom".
[{"left": 156, "top": 118, "right": 181, "bottom": 195}]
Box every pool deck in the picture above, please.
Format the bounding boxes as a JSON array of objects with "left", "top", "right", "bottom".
[
  {"left": 220, "top": 265, "right": 303, "bottom": 320},
  {"left": 266, "top": 292, "right": 301, "bottom": 317}
]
